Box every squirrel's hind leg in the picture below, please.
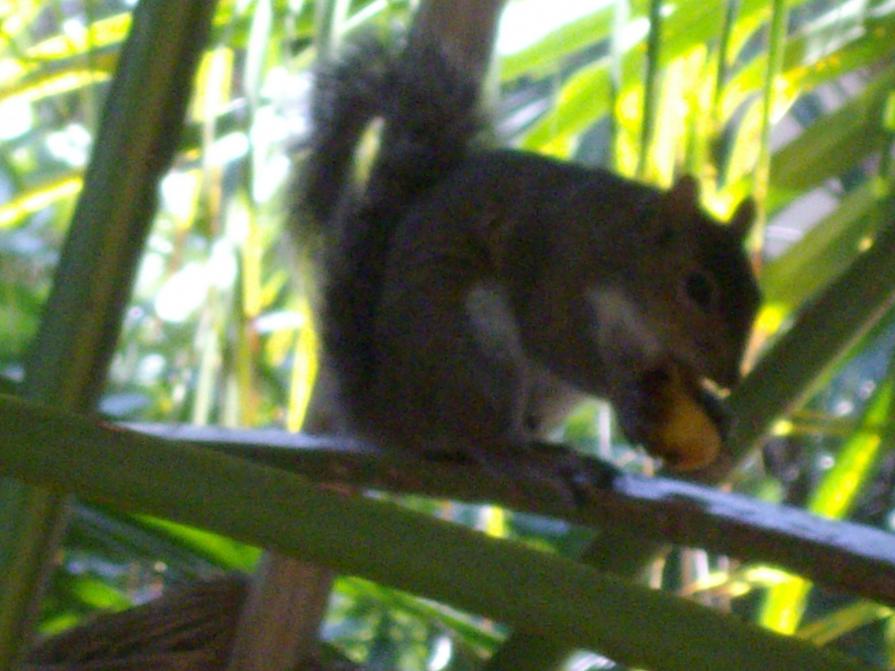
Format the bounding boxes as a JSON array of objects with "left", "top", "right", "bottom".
[{"left": 369, "top": 274, "right": 618, "bottom": 506}]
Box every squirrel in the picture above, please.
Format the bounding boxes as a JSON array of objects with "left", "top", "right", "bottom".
[{"left": 298, "top": 33, "right": 760, "bottom": 495}]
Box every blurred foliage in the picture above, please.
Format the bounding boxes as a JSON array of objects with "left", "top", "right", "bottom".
[{"left": 0, "top": 0, "right": 894, "bottom": 670}]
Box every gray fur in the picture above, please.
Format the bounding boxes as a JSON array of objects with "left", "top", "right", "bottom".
[{"left": 299, "top": 34, "right": 760, "bottom": 471}]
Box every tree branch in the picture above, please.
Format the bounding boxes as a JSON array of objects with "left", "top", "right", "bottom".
[
  {"left": 131, "top": 422, "right": 895, "bottom": 607},
  {"left": 0, "top": 393, "right": 874, "bottom": 671}
]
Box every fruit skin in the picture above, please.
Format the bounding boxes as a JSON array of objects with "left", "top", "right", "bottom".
[{"left": 634, "top": 365, "right": 724, "bottom": 471}]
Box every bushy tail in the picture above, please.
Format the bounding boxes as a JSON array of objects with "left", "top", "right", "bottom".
[
  {"left": 302, "top": 36, "right": 395, "bottom": 225},
  {"left": 301, "top": 33, "right": 483, "bottom": 412}
]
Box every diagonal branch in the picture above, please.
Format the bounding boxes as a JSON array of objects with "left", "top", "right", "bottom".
[
  {"left": 0, "top": 393, "right": 874, "bottom": 671},
  {"left": 129, "top": 422, "right": 895, "bottom": 607}
]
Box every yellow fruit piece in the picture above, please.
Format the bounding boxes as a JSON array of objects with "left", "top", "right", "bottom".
[
  {"left": 655, "top": 386, "right": 721, "bottom": 471},
  {"left": 640, "top": 366, "right": 722, "bottom": 471}
]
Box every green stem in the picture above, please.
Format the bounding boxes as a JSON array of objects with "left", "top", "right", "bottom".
[
  {"left": 314, "top": 0, "right": 354, "bottom": 57},
  {"left": 712, "top": 0, "right": 740, "bottom": 120},
  {"left": 638, "top": 0, "right": 664, "bottom": 179},
  {"left": 753, "top": 0, "right": 789, "bottom": 240},
  {"left": 608, "top": 0, "right": 629, "bottom": 171},
  {"left": 0, "top": 2, "right": 218, "bottom": 667}
]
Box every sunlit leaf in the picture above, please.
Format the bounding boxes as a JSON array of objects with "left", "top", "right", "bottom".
[
  {"left": 499, "top": 4, "right": 614, "bottom": 81},
  {"left": 287, "top": 298, "right": 318, "bottom": 432},
  {"left": 760, "top": 376, "right": 895, "bottom": 633},
  {"left": 766, "top": 63, "right": 895, "bottom": 210},
  {"left": 721, "top": 10, "right": 895, "bottom": 123},
  {"left": 761, "top": 182, "right": 881, "bottom": 312},
  {"left": 130, "top": 515, "right": 260, "bottom": 572},
  {"left": 55, "top": 573, "right": 131, "bottom": 612},
  {"left": 798, "top": 601, "right": 892, "bottom": 646},
  {"left": 0, "top": 175, "right": 81, "bottom": 229},
  {"left": 0, "top": 64, "right": 112, "bottom": 106},
  {"left": 25, "top": 14, "right": 131, "bottom": 61}
]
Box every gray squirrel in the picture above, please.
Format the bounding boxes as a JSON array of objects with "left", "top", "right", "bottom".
[{"left": 299, "top": 33, "right": 760, "bottom": 491}]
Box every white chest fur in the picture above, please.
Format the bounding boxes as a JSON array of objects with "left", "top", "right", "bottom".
[{"left": 465, "top": 283, "right": 583, "bottom": 436}]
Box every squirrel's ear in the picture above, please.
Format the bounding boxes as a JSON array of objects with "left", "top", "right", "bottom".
[
  {"left": 729, "top": 197, "right": 755, "bottom": 241},
  {"left": 664, "top": 175, "right": 700, "bottom": 213}
]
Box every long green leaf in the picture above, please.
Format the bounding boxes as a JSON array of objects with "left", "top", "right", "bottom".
[
  {"left": 753, "top": 0, "right": 789, "bottom": 226},
  {"left": 517, "top": 0, "right": 789, "bottom": 155},
  {"left": 0, "top": 175, "right": 82, "bottom": 230},
  {"left": 0, "top": 393, "right": 875, "bottom": 671},
  {"left": 725, "top": 28, "right": 895, "bottom": 197},
  {"left": 760, "top": 375, "right": 895, "bottom": 632},
  {"left": 758, "top": 62, "right": 895, "bottom": 637},
  {"left": 729, "top": 214, "right": 895, "bottom": 458},
  {"left": 765, "top": 63, "right": 895, "bottom": 210},
  {"left": 761, "top": 181, "right": 882, "bottom": 311},
  {"left": 499, "top": 5, "right": 615, "bottom": 81},
  {"left": 720, "top": 9, "right": 895, "bottom": 124},
  {"left": 638, "top": 0, "right": 664, "bottom": 178}
]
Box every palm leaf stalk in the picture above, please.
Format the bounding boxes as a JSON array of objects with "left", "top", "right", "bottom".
[
  {"left": 0, "top": 1, "right": 218, "bottom": 667},
  {"left": 0, "top": 393, "right": 877, "bottom": 671}
]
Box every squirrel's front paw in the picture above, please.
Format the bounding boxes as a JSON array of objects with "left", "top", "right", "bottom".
[{"left": 461, "top": 442, "right": 620, "bottom": 509}]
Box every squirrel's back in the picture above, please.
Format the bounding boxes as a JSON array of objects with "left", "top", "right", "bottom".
[{"left": 302, "top": 35, "right": 484, "bottom": 420}]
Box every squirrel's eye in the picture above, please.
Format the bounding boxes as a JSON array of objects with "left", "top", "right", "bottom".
[{"left": 684, "top": 272, "right": 715, "bottom": 311}]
